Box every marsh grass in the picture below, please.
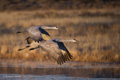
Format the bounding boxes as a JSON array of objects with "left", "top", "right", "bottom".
[{"left": 0, "top": 9, "right": 120, "bottom": 63}]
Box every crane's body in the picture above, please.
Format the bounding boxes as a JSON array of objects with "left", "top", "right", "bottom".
[
  {"left": 17, "top": 25, "right": 58, "bottom": 42},
  {"left": 27, "top": 38, "right": 76, "bottom": 64},
  {"left": 39, "top": 38, "right": 74, "bottom": 64}
]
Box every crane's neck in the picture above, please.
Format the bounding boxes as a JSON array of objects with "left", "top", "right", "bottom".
[
  {"left": 41, "top": 26, "right": 58, "bottom": 30},
  {"left": 58, "top": 39, "right": 76, "bottom": 42}
]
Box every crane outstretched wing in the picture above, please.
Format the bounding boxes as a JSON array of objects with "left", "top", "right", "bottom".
[
  {"left": 56, "top": 42, "right": 72, "bottom": 64},
  {"left": 40, "top": 39, "right": 72, "bottom": 64}
]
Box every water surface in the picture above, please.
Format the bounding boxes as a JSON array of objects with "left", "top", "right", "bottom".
[{"left": 0, "top": 60, "right": 120, "bottom": 80}]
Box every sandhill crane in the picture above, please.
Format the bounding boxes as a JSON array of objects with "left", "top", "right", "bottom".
[
  {"left": 17, "top": 25, "right": 58, "bottom": 42},
  {"left": 28, "top": 38, "right": 76, "bottom": 64}
]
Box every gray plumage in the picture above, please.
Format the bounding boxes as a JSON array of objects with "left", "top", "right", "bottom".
[
  {"left": 17, "top": 25, "right": 58, "bottom": 42},
  {"left": 18, "top": 37, "right": 76, "bottom": 64},
  {"left": 30, "top": 38, "right": 76, "bottom": 64}
]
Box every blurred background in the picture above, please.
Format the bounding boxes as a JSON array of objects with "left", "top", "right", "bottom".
[{"left": 0, "top": 0, "right": 120, "bottom": 63}]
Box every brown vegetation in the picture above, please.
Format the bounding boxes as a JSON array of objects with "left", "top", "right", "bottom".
[
  {"left": 0, "top": 0, "right": 120, "bottom": 11},
  {"left": 0, "top": 2, "right": 120, "bottom": 63}
]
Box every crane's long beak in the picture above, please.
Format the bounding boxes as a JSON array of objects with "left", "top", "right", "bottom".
[
  {"left": 59, "top": 39, "right": 77, "bottom": 42},
  {"left": 41, "top": 26, "right": 58, "bottom": 30}
]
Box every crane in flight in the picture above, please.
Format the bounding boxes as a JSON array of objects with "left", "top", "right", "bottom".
[
  {"left": 17, "top": 25, "right": 58, "bottom": 42},
  {"left": 24, "top": 37, "right": 76, "bottom": 64}
]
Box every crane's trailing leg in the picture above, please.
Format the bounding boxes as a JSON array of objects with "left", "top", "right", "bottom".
[
  {"left": 18, "top": 45, "right": 30, "bottom": 51},
  {"left": 29, "top": 46, "right": 39, "bottom": 51},
  {"left": 16, "top": 31, "right": 22, "bottom": 34}
]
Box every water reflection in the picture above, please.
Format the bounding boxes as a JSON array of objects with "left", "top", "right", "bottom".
[{"left": 0, "top": 67, "right": 120, "bottom": 78}]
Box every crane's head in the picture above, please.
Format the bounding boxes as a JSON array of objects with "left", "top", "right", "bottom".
[{"left": 70, "top": 39, "right": 77, "bottom": 42}]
